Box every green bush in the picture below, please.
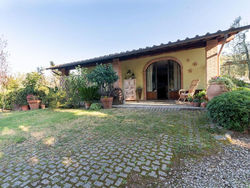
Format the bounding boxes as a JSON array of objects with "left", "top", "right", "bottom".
[
  {"left": 63, "top": 67, "right": 89, "bottom": 108},
  {"left": 46, "top": 88, "right": 67, "bottom": 108},
  {"left": 79, "top": 86, "right": 100, "bottom": 102},
  {"left": 15, "top": 88, "right": 29, "bottom": 106},
  {"left": 89, "top": 103, "right": 102, "bottom": 110},
  {"left": 87, "top": 64, "right": 118, "bottom": 96},
  {"left": 223, "top": 75, "right": 249, "bottom": 88},
  {"left": 233, "top": 87, "right": 250, "bottom": 92},
  {"left": 207, "top": 90, "right": 250, "bottom": 131},
  {"left": 22, "top": 72, "right": 43, "bottom": 95},
  {"left": 194, "top": 90, "right": 206, "bottom": 101}
]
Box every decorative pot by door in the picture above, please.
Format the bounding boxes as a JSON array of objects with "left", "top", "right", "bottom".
[
  {"left": 124, "top": 79, "right": 136, "bottom": 100},
  {"left": 207, "top": 83, "right": 228, "bottom": 101}
]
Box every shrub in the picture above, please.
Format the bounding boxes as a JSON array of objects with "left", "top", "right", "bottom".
[
  {"left": 207, "top": 90, "right": 250, "bottom": 131},
  {"left": 79, "top": 86, "right": 100, "bottom": 102},
  {"left": 22, "top": 72, "right": 43, "bottom": 95},
  {"left": 223, "top": 75, "right": 249, "bottom": 88},
  {"left": 46, "top": 88, "right": 67, "bottom": 108},
  {"left": 233, "top": 87, "right": 250, "bottom": 92},
  {"left": 37, "top": 85, "right": 50, "bottom": 105},
  {"left": 209, "top": 76, "right": 235, "bottom": 90},
  {"left": 195, "top": 90, "right": 206, "bottom": 100},
  {"left": 187, "top": 95, "right": 193, "bottom": 102},
  {"left": 87, "top": 64, "right": 118, "bottom": 97},
  {"left": 63, "top": 67, "right": 89, "bottom": 108},
  {"left": 15, "top": 88, "right": 29, "bottom": 106},
  {"left": 89, "top": 103, "right": 102, "bottom": 110}
]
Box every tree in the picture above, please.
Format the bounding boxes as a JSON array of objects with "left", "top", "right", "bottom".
[
  {"left": 224, "top": 17, "right": 250, "bottom": 79},
  {"left": 0, "top": 37, "right": 9, "bottom": 111},
  {"left": 87, "top": 64, "right": 118, "bottom": 96}
]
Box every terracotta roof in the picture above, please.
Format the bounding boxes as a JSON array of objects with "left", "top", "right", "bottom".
[{"left": 48, "top": 25, "right": 250, "bottom": 70}]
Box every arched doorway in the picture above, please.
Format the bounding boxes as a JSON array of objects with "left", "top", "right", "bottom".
[{"left": 144, "top": 59, "right": 182, "bottom": 100}]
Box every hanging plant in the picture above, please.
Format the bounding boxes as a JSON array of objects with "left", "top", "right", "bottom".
[{"left": 124, "top": 70, "right": 135, "bottom": 79}]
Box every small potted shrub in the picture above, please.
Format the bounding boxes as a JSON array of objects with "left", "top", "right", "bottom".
[
  {"left": 193, "top": 98, "right": 200, "bottom": 107},
  {"left": 200, "top": 99, "right": 207, "bottom": 108},
  {"left": 87, "top": 64, "right": 118, "bottom": 109},
  {"left": 37, "top": 86, "right": 49, "bottom": 109},
  {"left": 207, "top": 76, "right": 234, "bottom": 100},
  {"left": 39, "top": 95, "right": 47, "bottom": 109},
  {"left": 136, "top": 87, "right": 143, "bottom": 101},
  {"left": 187, "top": 95, "right": 193, "bottom": 106},
  {"left": 40, "top": 98, "right": 46, "bottom": 109},
  {"left": 16, "top": 89, "right": 29, "bottom": 111},
  {"left": 124, "top": 69, "right": 135, "bottom": 79},
  {"left": 27, "top": 94, "right": 41, "bottom": 110},
  {"left": 79, "top": 86, "right": 100, "bottom": 109}
]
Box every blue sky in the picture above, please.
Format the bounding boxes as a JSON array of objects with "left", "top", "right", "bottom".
[{"left": 0, "top": 0, "right": 249, "bottom": 73}]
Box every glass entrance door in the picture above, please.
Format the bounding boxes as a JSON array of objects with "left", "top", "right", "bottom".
[{"left": 146, "top": 60, "right": 181, "bottom": 100}]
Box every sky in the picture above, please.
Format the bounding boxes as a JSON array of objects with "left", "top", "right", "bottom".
[{"left": 0, "top": 0, "right": 250, "bottom": 74}]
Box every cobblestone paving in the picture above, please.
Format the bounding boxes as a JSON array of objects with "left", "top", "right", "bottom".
[
  {"left": 0, "top": 110, "right": 203, "bottom": 187},
  {"left": 0, "top": 136, "right": 174, "bottom": 187}
]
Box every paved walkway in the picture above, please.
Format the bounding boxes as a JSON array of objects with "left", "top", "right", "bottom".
[
  {"left": 113, "top": 100, "right": 204, "bottom": 111},
  {"left": 0, "top": 137, "right": 174, "bottom": 187},
  {"left": 0, "top": 110, "right": 202, "bottom": 187}
]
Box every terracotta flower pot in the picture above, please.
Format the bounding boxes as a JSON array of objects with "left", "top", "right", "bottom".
[
  {"left": 207, "top": 83, "right": 228, "bottom": 101},
  {"left": 28, "top": 100, "right": 41, "bottom": 110},
  {"left": 41, "top": 104, "right": 46, "bottom": 109},
  {"left": 21, "top": 105, "right": 29, "bottom": 111},
  {"left": 13, "top": 104, "right": 20, "bottom": 111},
  {"left": 84, "top": 102, "right": 92, "bottom": 109},
  {"left": 200, "top": 102, "right": 207, "bottom": 108},
  {"left": 137, "top": 90, "right": 142, "bottom": 100},
  {"left": 193, "top": 102, "right": 200, "bottom": 107},
  {"left": 190, "top": 102, "right": 194, "bottom": 106},
  {"left": 100, "top": 97, "right": 113, "bottom": 109}
]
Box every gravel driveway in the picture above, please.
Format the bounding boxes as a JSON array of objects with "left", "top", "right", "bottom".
[{"left": 164, "top": 135, "right": 250, "bottom": 188}]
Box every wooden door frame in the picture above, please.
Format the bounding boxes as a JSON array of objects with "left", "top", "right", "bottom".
[{"left": 143, "top": 56, "right": 183, "bottom": 100}]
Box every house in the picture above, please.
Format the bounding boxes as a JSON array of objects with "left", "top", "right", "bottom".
[{"left": 48, "top": 25, "right": 250, "bottom": 100}]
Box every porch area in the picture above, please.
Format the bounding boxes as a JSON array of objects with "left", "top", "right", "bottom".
[{"left": 113, "top": 100, "right": 204, "bottom": 110}]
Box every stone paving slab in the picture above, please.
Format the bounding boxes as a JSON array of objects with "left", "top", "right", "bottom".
[{"left": 113, "top": 104, "right": 204, "bottom": 111}]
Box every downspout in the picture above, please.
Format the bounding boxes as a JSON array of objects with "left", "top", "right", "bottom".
[{"left": 217, "top": 34, "right": 228, "bottom": 76}]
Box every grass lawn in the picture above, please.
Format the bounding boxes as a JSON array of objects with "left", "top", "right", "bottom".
[{"left": 0, "top": 108, "right": 217, "bottom": 160}]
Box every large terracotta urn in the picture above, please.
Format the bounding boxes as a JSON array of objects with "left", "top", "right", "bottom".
[
  {"left": 207, "top": 83, "right": 228, "bottom": 101},
  {"left": 28, "top": 100, "right": 41, "bottom": 110}
]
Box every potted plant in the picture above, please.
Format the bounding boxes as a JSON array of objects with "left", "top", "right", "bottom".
[
  {"left": 79, "top": 86, "right": 100, "bottom": 109},
  {"left": 136, "top": 87, "right": 143, "bottom": 101},
  {"left": 40, "top": 97, "right": 46, "bottom": 109},
  {"left": 27, "top": 94, "right": 41, "bottom": 110},
  {"left": 87, "top": 64, "right": 118, "bottom": 109},
  {"left": 207, "top": 76, "right": 234, "bottom": 100},
  {"left": 37, "top": 86, "right": 50, "bottom": 109},
  {"left": 15, "top": 89, "right": 29, "bottom": 111},
  {"left": 187, "top": 95, "right": 193, "bottom": 106},
  {"left": 200, "top": 99, "right": 207, "bottom": 108},
  {"left": 124, "top": 70, "right": 135, "bottom": 79},
  {"left": 193, "top": 98, "right": 200, "bottom": 107}
]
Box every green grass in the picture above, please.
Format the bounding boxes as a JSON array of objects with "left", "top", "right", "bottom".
[{"left": 0, "top": 108, "right": 219, "bottom": 162}]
